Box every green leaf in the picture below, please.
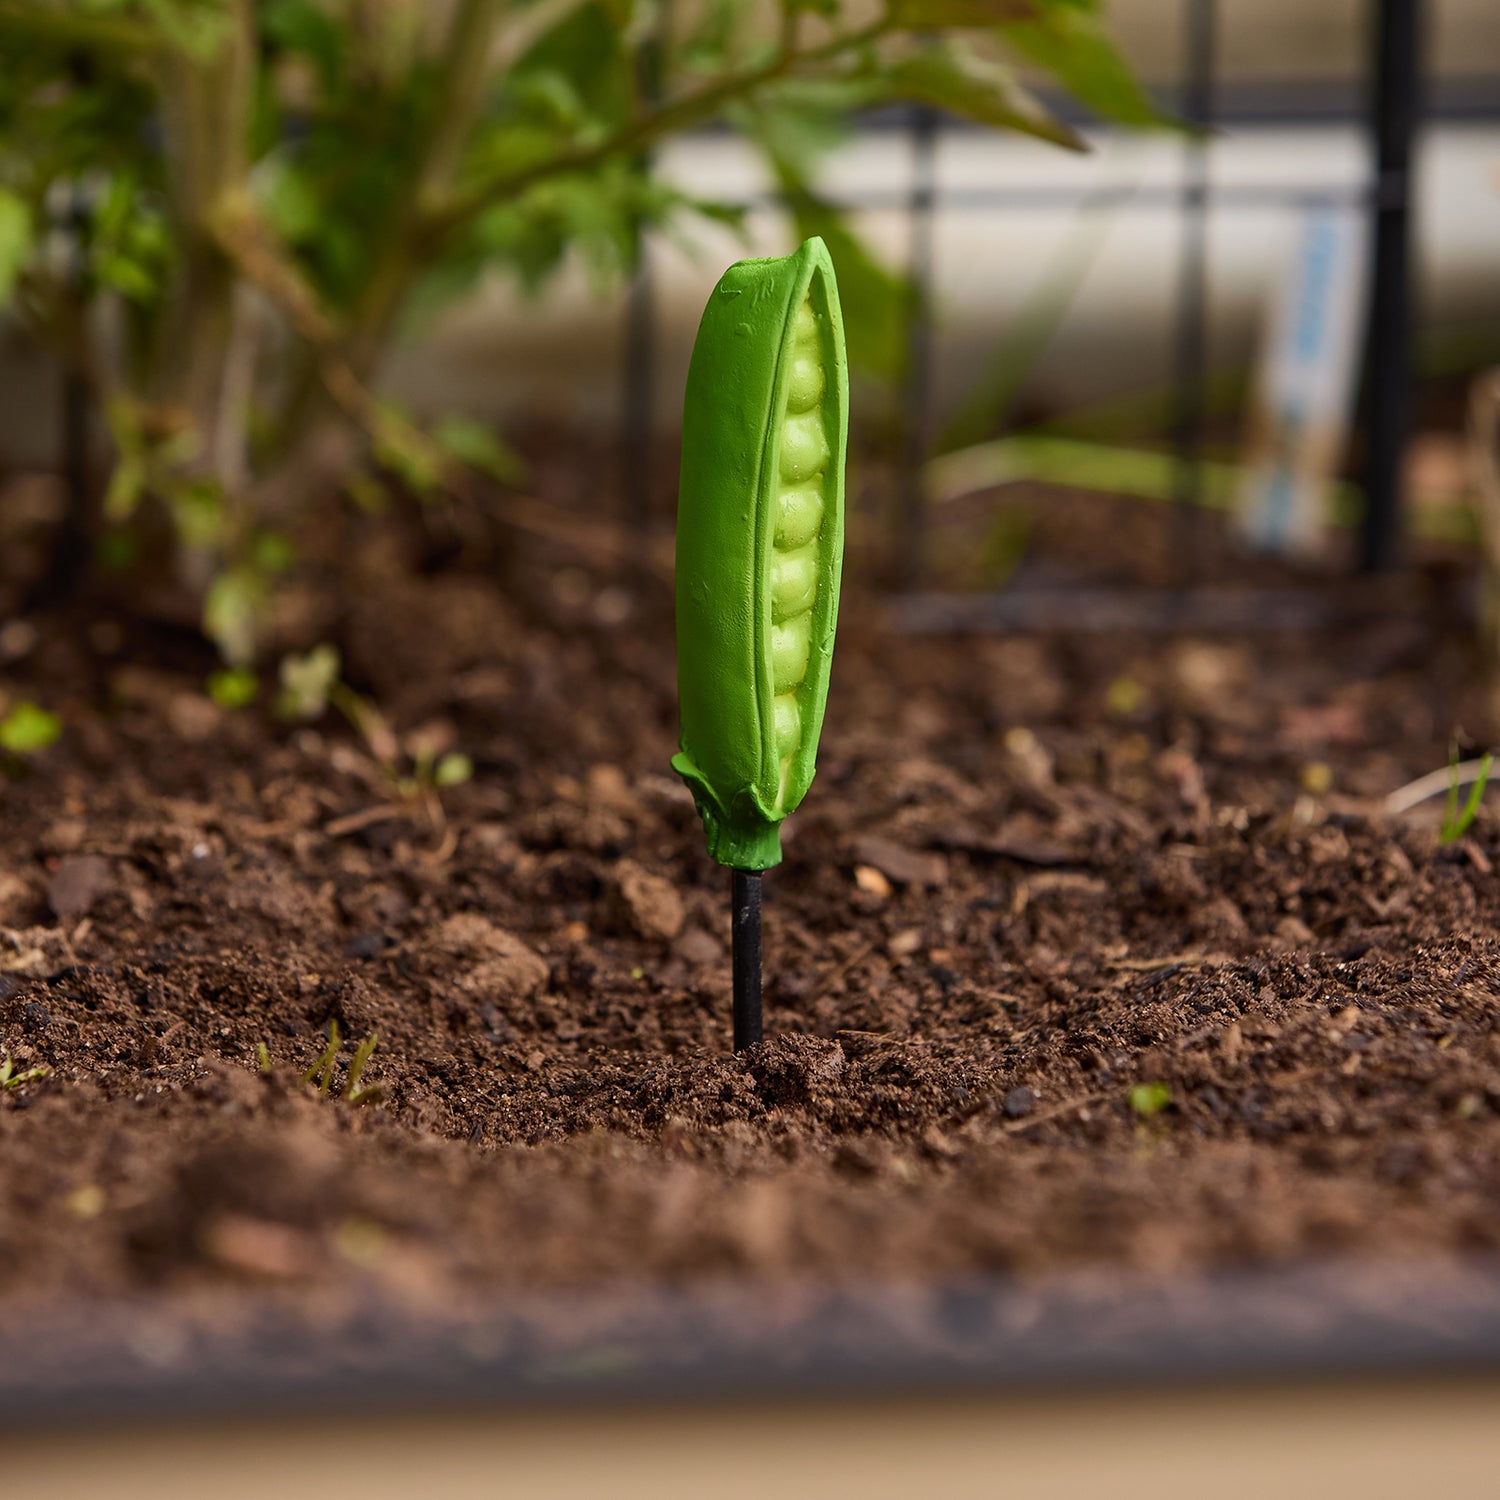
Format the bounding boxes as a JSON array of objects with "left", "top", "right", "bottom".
[
  {"left": 508, "top": 2, "right": 631, "bottom": 136},
  {"left": 1129, "top": 1081, "right": 1173, "bottom": 1119},
  {"left": 261, "top": 161, "right": 326, "bottom": 246},
  {"left": 277, "top": 643, "right": 341, "bottom": 721},
  {"left": 141, "top": 0, "right": 235, "bottom": 61},
  {"left": 1441, "top": 750, "right": 1491, "bottom": 843},
  {"left": 372, "top": 403, "right": 444, "bottom": 499},
  {"left": 251, "top": 529, "right": 297, "bottom": 575},
  {"left": 96, "top": 251, "right": 157, "bottom": 301},
  {"left": 0, "top": 701, "right": 61, "bottom": 755},
  {"left": 0, "top": 187, "right": 33, "bottom": 306},
  {"left": 166, "top": 477, "right": 227, "bottom": 551},
  {"left": 207, "top": 666, "right": 259, "bottom": 710},
  {"left": 884, "top": 42, "right": 1084, "bottom": 149},
  {"left": 434, "top": 752, "right": 474, "bottom": 788},
  {"left": 344, "top": 471, "right": 392, "bottom": 515},
  {"left": 203, "top": 569, "right": 266, "bottom": 666},
  {"left": 262, "top": 0, "right": 345, "bottom": 86},
  {"left": 433, "top": 415, "right": 527, "bottom": 485},
  {"left": 102, "top": 456, "right": 147, "bottom": 522},
  {"left": 1000, "top": 8, "right": 1165, "bottom": 128},
  {"left": 96, "top": 529, "right": 139, "bottom": 572},
  {"left": 679, "top": 0, "right": 746, "bottom": 71}
]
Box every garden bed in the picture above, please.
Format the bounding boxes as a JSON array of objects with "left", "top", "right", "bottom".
[{"left": 2, "top": 478, "right": 1499, "bottom": 1397}]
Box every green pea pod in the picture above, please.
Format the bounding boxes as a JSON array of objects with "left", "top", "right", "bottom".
[{"left": 672, "top": 236, "right": 848, "bottom": 870}]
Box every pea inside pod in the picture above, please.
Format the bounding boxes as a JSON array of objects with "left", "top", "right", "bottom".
[{"left": 672, "top": 236, "right": 848, "bottom": 870}]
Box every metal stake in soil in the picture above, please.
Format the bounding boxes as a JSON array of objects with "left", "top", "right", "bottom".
[{"left": 731, "top": 869, "right": 763, "bottom": 1051}]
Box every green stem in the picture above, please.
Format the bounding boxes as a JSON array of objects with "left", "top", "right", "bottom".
[
  {"left": 345, "top": 0, "right": 506, "bottom": 375},
  {"left": 273, "top": 0, "right": 505, "bottom": 447},
  {"left": 425, "top": 18, "right": 892, "bottom": 244}
]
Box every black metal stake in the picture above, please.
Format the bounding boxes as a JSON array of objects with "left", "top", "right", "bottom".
[
  {"left": 1171, "top": 0, "right": 1216, "bottom": 591},
  {"left": 731, "top": 869, "right": 762, "bottom": 1051},
  {"left": 1359, "top": 0, "right": 1420, "bottom": 574},
  {"left": 896, "top": 102, "right": 939, "bottom": 591},
  {"left": 40, "top": 168, "right": 94, "bottom": 609},
  {"left": 620, "top": 2, "right": 670, "bottom": 532}
]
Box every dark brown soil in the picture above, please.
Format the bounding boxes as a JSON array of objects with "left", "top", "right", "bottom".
[{"left": 3, "top": 482, "right": 1500, "bottom": 1331}]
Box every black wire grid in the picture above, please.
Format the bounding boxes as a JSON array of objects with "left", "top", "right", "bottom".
[{"left": 622, "top": 0, "right": 1489, "bottom": 586}]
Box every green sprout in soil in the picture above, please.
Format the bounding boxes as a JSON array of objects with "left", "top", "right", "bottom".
[
  {"left": 0, "top": 700, "right": 61, "bottom": 756},
  {"left": 276, "top": 644, "right": 471, "bottom": 844},
  {"left": 1129, "top": 1081, "right": 1173, "bottom": 1119},
  {"left": 207, "top": 666, "right": 259, "bottom": 710},
  {"left": 0, "top": 1054, "right": 48, "bottom": 1091},
  {"left": 299, "top": 1021, "right": 383, "bottom": 1106},
  {"left": 1129, "top": 1081, "right": 1173, "bottom": 1154},
  {"left": 1441, "top": 746, "right": 1492, "bottom": 843}
]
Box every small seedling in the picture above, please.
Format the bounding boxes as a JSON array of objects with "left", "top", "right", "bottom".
[
  {"left": 1441, "top": 746, "right": 1492, "bottom": 843},
  {"left": 277, "top": 643, "right": 342, "bottom": 721},
  {"left": 0, "top": 1054, "right": 48, "bottom": 1091},
  {"left": 0, "top": 701, "right": 61, "bottom": 756},
  {"left": 673, "top": 237, "right": 847, "bottom": 1050},
  {"left": 344, "top": 1032, "right": 382, "bottom": 1106},
  {"left": 277, "top": 644, "right": 472, "bottom": 838},
  {"left": 298, "top": 1021, "right": 384, "bottom": 1105},
  {"left": 207, "top": 666, "right": 259, "bottom": 709},
  {"left": 1129, "top": 1081, "right": 1173, "bottom": 1119}
]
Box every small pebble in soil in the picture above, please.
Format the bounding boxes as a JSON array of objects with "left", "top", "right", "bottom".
[
  {"left": 1002, "top": 1085, "right": 1035, "bottom": 1119},
  {"left": 46, "top": 854, "right": 113, "bottom": 919},
  {"left": 609, "top": 860, "right": 684, "bottom": 943},
  {"left": 22, "top": 1001, "right": 52, "bottom": 1034}
]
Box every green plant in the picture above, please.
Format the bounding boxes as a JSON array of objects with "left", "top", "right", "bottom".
[
  {"left": 0, "top": 700, "right": 62, "bottom": 754},
  {"left": 268, "top": 1020, "right": 384, "bottom": 1104},
  {"left": 1441, "top": 746, "right": 1492, "bottom": 843},
  {"left": 0, "top": 0, "right": 1154, "bottom": 659},
  {"left": 273, "top": 642, "right": 471, "bottom": 834},
  {"left": 673, "top": 237, "right": 845, "bottom": 869},
  {"left": 206, "top": 664, "right": 259, "bottom": 708},
  {"left": 0, "top": 1054, "right": 48, "bottom": 1090},
  {"left": 1128, "top": 1080, "right": 1171, "bottom": 1118}
]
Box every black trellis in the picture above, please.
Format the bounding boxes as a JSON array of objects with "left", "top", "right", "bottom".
[
  {"left": 1362, "top": 0, "right": 1421, "bottom": 574},
  {"left": 618, "top": 0, "right": 1480, "bottom": 595},
  {"left": 1171, "top": 0, "right": 1217, "bottom": 588},
  {"left": 48, "top": 2, "right": 1476, "bottom": 593}
]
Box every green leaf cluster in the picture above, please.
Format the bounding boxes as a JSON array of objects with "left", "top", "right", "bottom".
[
  {"left": 0, "top": 0, "right": 1157, "bottom": 659},
  {"left": 1441, "top": 748, "right": 1492, "bottom": 844}
]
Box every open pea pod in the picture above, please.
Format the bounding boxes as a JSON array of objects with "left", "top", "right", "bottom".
[{"left": 673, "top": 236, "right": 848, "bottom": 870}]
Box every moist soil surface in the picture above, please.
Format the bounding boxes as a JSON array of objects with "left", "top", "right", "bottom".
[{"left": 3, "top": 481, "right": 1500, "bottom": 1339}]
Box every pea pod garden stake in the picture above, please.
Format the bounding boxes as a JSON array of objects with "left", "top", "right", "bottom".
[{"left": 673, "top": 236, "right": 848, "bottom": 1050}]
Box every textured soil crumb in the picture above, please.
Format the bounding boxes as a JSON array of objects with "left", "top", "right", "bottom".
[{"left": 2, "top": 488, "right": 1499, "bottom": 1327}]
